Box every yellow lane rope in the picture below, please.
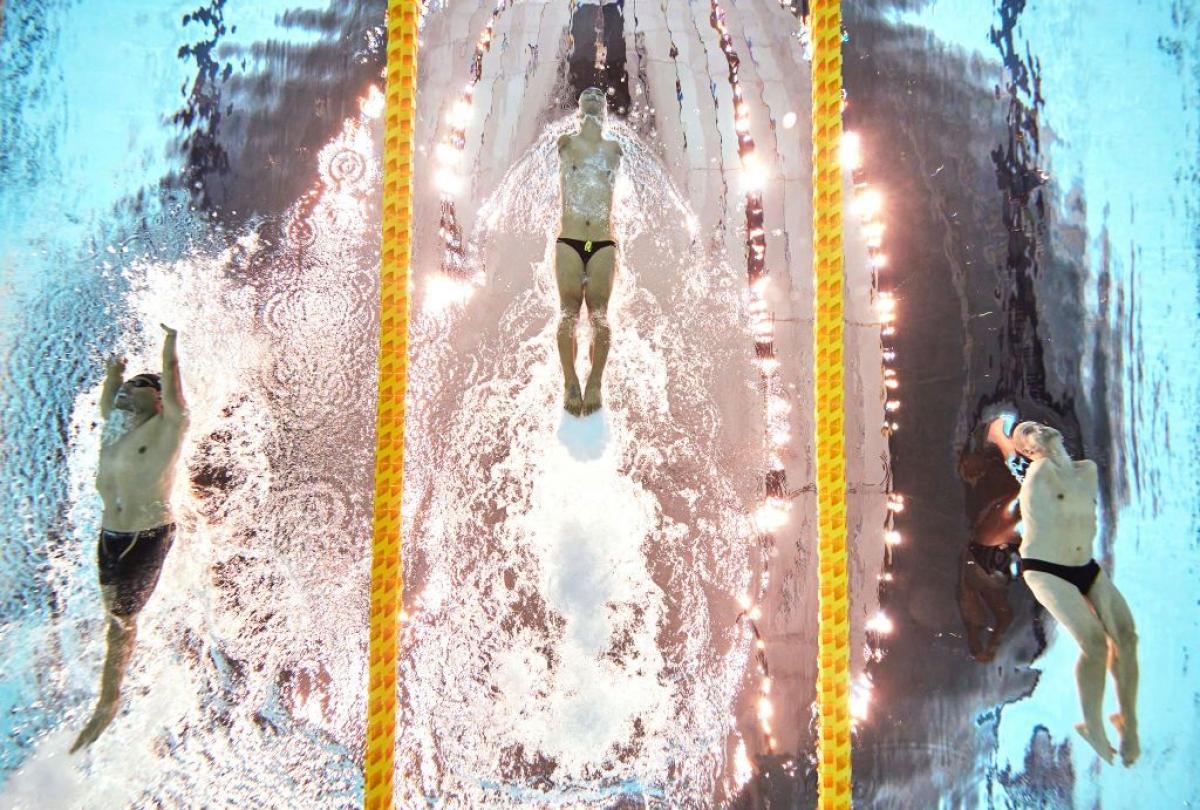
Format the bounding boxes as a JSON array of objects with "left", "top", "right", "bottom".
[
  {"left": 367, "top": 3, "right": 418, "bottom": 808},
  {"left": 810, "top": 1, "right": 851, "bottom": 806}
]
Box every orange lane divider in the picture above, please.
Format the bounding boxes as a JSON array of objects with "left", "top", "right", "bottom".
[
  {"left": 811, "top": 0, "right": 851, "bottom": 806},
  {"left": 367, "top": 2, "right": 418, "bottom": 808}
]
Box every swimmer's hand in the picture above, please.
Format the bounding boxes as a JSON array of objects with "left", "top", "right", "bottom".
[
  {"left": 160, "top": 323, "right": 188, "bottom": 419},
  {"left": 101, "top": 357, "right": 125, "bottom": 418}
]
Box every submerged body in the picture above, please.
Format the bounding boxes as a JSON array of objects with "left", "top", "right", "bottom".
[
  {"left": 555, "top": 86, "right": 622, "bottom": 416},
  {"left": 1014, "top": 421, "right": 1139, "bottom": 767},
  {"left": 73, "top": 325, "right": 188, "bottom": 752},
  {"left": 957, "top": 434, "right": 1022, "bottom": 662}
]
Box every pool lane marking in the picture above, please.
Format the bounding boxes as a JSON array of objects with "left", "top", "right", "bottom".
[
  {"left": 368, "top": 2, "right": 417, "bottom": 808},
  {"left": 812, "top": 0, "right": 851, "bottom": 806}
]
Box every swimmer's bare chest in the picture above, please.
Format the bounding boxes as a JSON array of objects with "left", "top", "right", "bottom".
[
  {"left": 96, "top": 418, "right": 181, "bottom": 515},
  {"left": 559, "top": 136, "right": 620, "bottom": 234},
  {"left": 1020, "top": 461, "right": 1098, "bottom": 558}
]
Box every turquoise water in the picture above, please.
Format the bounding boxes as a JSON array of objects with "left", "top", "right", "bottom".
[
  {"left": 2, "top": 0, "right": 1197, "bottom": 807},
  {"left": 856, "top": 0, "right": 1200, "bottom": 805},
  {"left": 2, "top": 1, "right": 796, "bottom": 805},
  {"left": 1, "top": 2, "right": 384, "bottom": 805}
]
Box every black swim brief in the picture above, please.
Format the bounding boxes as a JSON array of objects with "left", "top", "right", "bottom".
[
  {"left": 98, "top": 524, "right": 176, "bottom": 617},
  {"left": 557, "top": 236, "right": 617, "bottom": 268},
  {"left": 1020, "top": 556, "right": 1101, "bottom": 596}
]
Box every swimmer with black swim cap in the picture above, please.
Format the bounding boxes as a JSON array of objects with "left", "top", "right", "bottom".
[{"left": 72, "top": 324, "right": 189, "bottom": 752}]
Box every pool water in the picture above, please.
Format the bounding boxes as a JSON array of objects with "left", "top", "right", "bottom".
[{"left": 1, "top": 0, "right": 1196, "bottom": 807}]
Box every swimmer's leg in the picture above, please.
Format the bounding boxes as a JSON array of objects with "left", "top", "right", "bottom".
[
  {"left": 72, "top": 587, "right": 138, "bottom": 752},
  {"left": 1088, "top": 569, "right": 1140, "bottom": 765},
  {"left": 1024, "top": 570, "right": 1115, "bottom": 764},
  {"left": 958, "top": 550, "right": 993, "bottom": 660},
  {"left": 581, "top": 245, "right": 615, "bottom": 415},
  {"left": 555, "top": 242, "right": 585, "bottom": 416},
  {"left": 978, "top": 569, "right": 1014, "bottom": 658}
]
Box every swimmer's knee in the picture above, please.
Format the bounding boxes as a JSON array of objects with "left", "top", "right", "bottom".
[
  {"left": 106, "top": 610, "right": 137, "bottom": 632},
  {"left": 559, "top": 310, "right": 580, "bottom": 330},
  {"left": 589, "top": 310, "right": 610, "bottom": 334},
  {"left": 1079, "top": 627, "right": 1108, "bottom": 659},
  {"left": 1114, "top": 624, "right": 1138, "bottom": 651}
]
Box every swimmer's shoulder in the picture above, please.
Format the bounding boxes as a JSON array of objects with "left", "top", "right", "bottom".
[
  {"left": 1021, "top": 458, "right": 1053, "bottom": 489},
  {"left": 1025, "top": 457, "right": 1050, "bottom": 476},
  {"left": 557, "top": 133, "right": 573, "bottom": 153}
]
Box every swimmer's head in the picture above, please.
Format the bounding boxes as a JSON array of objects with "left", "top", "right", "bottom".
[
  {"left": 578, "top": 87, "right": 607, "bottom": 119},
  {"left": 1012, "top": 421, "right": 1062, "bottom": 459},
  {"left": 115, "top": 373, "right": 162, "bottom": 414}
]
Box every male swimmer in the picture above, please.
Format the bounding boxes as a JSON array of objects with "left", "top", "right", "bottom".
[
  {"left": 1013, "top": 421, "right": 1139, "bottom": 766},
  {"left": 72, "top": 324, "right": 189, "bottom": 752},
  {"left": 555, "top": 86, "right": 622, "bottom": 416}
]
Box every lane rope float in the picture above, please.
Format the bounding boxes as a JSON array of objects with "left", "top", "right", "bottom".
[
  {"left": 811, "top": 1, "right": 852, "bottom": 806},
  {"left": 367, "top": 3, "right": 418, "bottom": 808}
]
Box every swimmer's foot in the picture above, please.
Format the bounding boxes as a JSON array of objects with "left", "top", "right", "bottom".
[
  {"left": 564, "top": 380, "right": 583, "bottom": 416},
  {"left": 71, "top": 697, "right": 119, "bottom": 753},
  {"left": 1075, "top": 721, "right": 1116, "bottom": 765},
  {"left": 1110, "top": 712, "right": 1140, "bottom": 766},
  {"left": 581, "top": 380, "right": 602, "bottom": 416}
]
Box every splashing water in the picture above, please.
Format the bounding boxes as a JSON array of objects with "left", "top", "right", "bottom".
[
  {"left": 398, "top": 119, "right": 763, "bottom": 804},
  {"left": 3, "top": 106, "right": 382, "bottom": 807},
  {"left": 1, "top": 86, "right": 768, "bottom": 810}
]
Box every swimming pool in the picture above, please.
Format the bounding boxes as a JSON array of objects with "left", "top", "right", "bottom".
[{"left": 1, "top": 0, "right": 1196, "bottom": 807}]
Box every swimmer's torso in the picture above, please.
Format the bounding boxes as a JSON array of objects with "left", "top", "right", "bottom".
[
  {"left": 558, "top": 133, "right": 620, "bottom": 241},
  {"left": 1018, "top": 458, "right": 1098, "bottom": 564},
  {"left": 96, "top": 415, "right": 185, "bottom": 532}
]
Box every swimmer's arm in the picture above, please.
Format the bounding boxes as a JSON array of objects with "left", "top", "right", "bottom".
[
  {"left": 958, "top": 449, "right": 987, "bottom": 483},
  {"left": 99, "top": 356, "right": 125, "bottom": 420},
  {"left": 159, "top": 324, "right": 189, "bottom": 424},
  {"left": 1079, "top": 459, "right": 1100, "bottom": 501}
]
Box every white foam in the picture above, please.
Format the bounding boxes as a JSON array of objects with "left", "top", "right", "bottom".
[
  {"left": 22, "top": 92, "right": 385, "bottom": 806},
  {"left": 1, "top": 730, "right": 88, "bottom": 810},
  {"left": 397, "top": 118, "right": 758, "bottom": 802}
]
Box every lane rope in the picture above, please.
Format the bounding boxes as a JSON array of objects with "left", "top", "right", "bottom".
[
  {"left": 367, "top": 3, "right": 418, "bottom": 808},
  {"left": 811, "top": 1, "right": 852, "bottom": 806},
  {"left": 368, "top": 2, "right": 849, "bottom": 804}
]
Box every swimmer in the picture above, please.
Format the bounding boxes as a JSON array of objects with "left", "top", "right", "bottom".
[
  {"left": 1013, "top": 421, "right": 1139, "bottom": 766},
  {"left": 555, "top": 86, "right": 622, "bottom": 416},
  {"left": 957, "top": 425, "right": 1022, "bottom": 662},
  {"left": 72, "top": 324, "right": 189, "bottom": 752}
]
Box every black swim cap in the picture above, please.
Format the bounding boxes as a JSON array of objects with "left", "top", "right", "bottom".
[{"left": 130, "top": 373, "right": 162, "bottom": 391}]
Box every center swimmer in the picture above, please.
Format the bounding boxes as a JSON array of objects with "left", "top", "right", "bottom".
[{"left": 555, "top": 86, "right": 623, "bottom": 416}]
